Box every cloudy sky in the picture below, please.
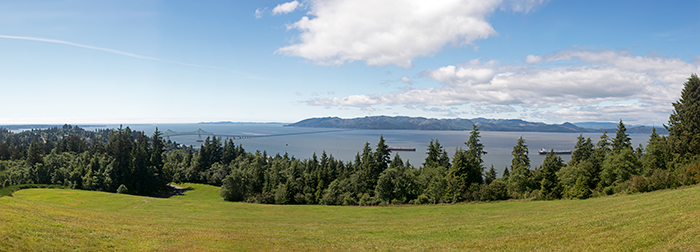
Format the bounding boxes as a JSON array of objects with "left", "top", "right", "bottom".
[{"left": 1, "top": 0, "right": 698, "bottom": 125}]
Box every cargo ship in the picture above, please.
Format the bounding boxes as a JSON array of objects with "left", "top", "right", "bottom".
[
  {"left": 538, "top": 148, "right": 572, "bottom": 155},
  {"left": 388, "top": 146, "right": 416, "bottom": 152}
]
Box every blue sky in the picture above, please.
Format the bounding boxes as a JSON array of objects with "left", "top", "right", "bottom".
[{"left": 1, "top": 0, "right": 698, "bottom": 125}]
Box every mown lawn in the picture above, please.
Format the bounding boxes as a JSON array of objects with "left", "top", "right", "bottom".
[{"left": 1, "top": 183, "right": 699, "bottom": 251}]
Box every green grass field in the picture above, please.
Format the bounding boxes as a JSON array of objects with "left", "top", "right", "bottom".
[{"left": 1, "top": 184, "right": 699, "bottom": 251}]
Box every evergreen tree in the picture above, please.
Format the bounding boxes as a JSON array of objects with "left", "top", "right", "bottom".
[
  {"left": 26, "top": 142, "right": 43, "bottom": 166},
  {"left": 539, "top": 149, "right": 563, "bottom": 199},
  {"left": 423, "top": 139, "right": 450, "bottom": 169},
  {"left": 502, "top": 167, "right": 510, "bottom": 179},
  {"left": 484, "top": 165, "right": 497, "bottom": 185},
  {"left": 667, "top": 73, "right": 700, "bottom": 159},
  {"left": 464, "top": 124, "right": 485, "bottom": 185},
  {"left": 641, "top": 127, "right": 669, "bottom": 175},
  {"left": 508, "top": 136, "right": 531, "bottom": 195},
  {"left": 570, "top": 135, "right": 594, "bottom": 167},
  {"left": 446, "top": 125, "right": 485, "bottom": 202},
  {"left": 106, "top": 126, "right": 133, "bottom": 191},
  {"left": 612, "top": 120, "right": 632, "bottom": 153},
  {"left": 150, "top": 128, "right": 166, "bottom": 186}
]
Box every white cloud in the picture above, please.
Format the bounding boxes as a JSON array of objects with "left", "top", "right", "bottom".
[
  {"left": 273, "top": 1, "right": 300, "bottom": 15},
  {"left": 277, "top": 0, "right": 544, "bottom": 68},
  {"left": 255, "top": 8, "right": 266, "bottom": 18},
  {"left": 525, "top": 54, "right": 542, "bottom": 64},
  {"left": 401, "top": 76, "right": 412, "bottom": 84},
  {"left": 306, "top": 50, "right": 700, "bottom": 124}
]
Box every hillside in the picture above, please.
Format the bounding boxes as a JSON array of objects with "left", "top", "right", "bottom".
[
  {"left": 286, "top": 116, "right": 594, "bottom": 132},
  {"left": 286, "top": 116, "right": 668, "bottom": 134},
  {"left": 1, "top": 183, "right": 698, "bottom": 250}
]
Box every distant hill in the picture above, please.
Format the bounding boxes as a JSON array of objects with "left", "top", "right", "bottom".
[
  {"left": 286, "top": 116, "right": 668, "bottom": 134},
  {"left": 199, "top": 121, "right": 284, "bottom": 125},
  {"left": 286, "top": 116, "right": 594, "bottom": 133},
  {"left": 573, "top": 122, "right": 668, "bottom": 135}
]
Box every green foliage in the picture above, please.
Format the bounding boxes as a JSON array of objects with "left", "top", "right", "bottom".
[
  {"left": 484, "top": 165, "right": 497, "bottom": 185},
  {"left": 508, "top": 136, "right": 531, "bottom": 196},
  {"left": 116, "top": 184, "right": 128, "bottom": 194},
  {"left": 565, "top": 176, "right": 591, "bottom": 199},
  {"left": 667, "top": 73, "right": 700, "bottom": 158},
  {"left": 600, "top": 148, "right": 641, "bottom": 187},
  {"left": 612, "top": 120, "right": 632, "bottom": 153},
  {"left": 539, "top": 150, "right": 563, "bottom": 199},
  {"left": 220, "top": 169, "right": 249, "bottom": 201},
  {"left": 423, "top": 139, "right": 450, "bottom": 169}
]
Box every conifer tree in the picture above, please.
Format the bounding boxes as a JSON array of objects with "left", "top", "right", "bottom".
[
  {"left": 667, "top": 73, "right": 700, "bottom": 158},
  {"left": 484, "top": 165, "right": 497, "bottom": 185},
  {"left": 508, "top": 136, "right": 531, "bottom": 195},
  {"left": 612, "top": 120, "right": 631, "bottom": 153},
  {"left": 539, "top": 149, "right": 563, "bottom": 199}
]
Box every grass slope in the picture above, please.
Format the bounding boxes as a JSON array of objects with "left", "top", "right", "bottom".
[{"left": 1, "top": 184, "right": 699, "bottom": 251}]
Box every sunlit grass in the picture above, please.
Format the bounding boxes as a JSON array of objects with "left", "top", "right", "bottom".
[{"left": 1, "top": 183, "right": 699, "bottom": 251}]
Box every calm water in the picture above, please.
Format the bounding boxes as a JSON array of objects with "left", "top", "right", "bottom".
[{"left": 88, "top": 123, "right": 651, "bottom": 177}]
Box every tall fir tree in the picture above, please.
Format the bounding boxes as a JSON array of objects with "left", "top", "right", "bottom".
[
  {"left": 539, "top": 149, "right": 563, "bottom": 199},
  {"left": 612, "top": 120, "right": 632, "bottom": 153},
  {"left": 667, "top": 73, "right": 700, "bottom": 159},
  {"left": 508, "top": 136, "right": 531, "bottom": 195}
]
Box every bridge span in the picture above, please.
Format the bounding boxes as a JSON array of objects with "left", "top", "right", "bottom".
[{"left": 162, "top": 128, "right": 349, "bottom": 142}]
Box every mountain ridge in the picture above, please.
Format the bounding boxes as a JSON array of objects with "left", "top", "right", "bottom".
[{"left": 285, "top": 116, "right": 668, "bottom": 134}]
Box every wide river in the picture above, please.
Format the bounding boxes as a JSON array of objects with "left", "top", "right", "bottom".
[{"left": 88, "top": 123, "right": 651, "bottom": 176}]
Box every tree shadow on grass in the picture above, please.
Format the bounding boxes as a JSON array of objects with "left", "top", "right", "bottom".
[{"left": 154, "top": 184, "right": 193, "bottom": 198}]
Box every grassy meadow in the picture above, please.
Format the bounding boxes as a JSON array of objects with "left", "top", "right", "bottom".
[{"left": 1, "top": 183, "right": 699, "bottom": 251}]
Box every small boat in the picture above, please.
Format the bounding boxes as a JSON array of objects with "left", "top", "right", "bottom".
[
  {"left": 539, "top": 148, "right": 572, "bottom": 155},
  {"left": 388, "top": 146, "right": 416, "bottom": 152}
]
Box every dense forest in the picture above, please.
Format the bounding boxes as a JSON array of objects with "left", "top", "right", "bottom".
[{"left": 1, "top": 74, "right": 698, "bottom": 205}]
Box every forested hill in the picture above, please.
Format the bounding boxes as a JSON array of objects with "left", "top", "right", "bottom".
[{"left": 286, "top": 116, "right": 667, "bottom": 134}]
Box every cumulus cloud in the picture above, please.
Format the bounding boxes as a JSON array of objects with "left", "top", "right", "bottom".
[
  {"left": 401, "top": 76, "right": 412, "bottom": 84},
  {"left": 277, "top": 0, "right": 544, "bottom": 68},
  {"left": 306, "top": 50, "right": 700, "bottom": 124},
  {"left": 273, "top": 1, "right": 300, "bottom": 15}
]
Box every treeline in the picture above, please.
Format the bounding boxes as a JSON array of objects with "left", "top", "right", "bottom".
[
  {"left": 200, "top": 73, "right": 699, "bottom": 204},
  {"left": 0, "top": 125, "right": 181, "bottom": 195},
  {"left": 1, "top": 74, "right": 698, "bottom": 205}
]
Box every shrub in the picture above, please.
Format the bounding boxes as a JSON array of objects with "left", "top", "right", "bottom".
[
  {"left": 254, "top": 192, "right": 275, "bottom": 204},
  {"left": 342, "top": 194, "right": 357, "bottom": 206},
  {"left": 630, "top": 176, "right": 649, "bottom": 193},
  {"left": 116, "top": 184, "right": 128, "bottom": 194},
  {"left": 647, "top": 170, "right": 677, "bottom": 191},
  {"left": 416, "top": 194, "right": 430, "bottom": 205},
  {"left": 220, "top": 170, "right": 249, "bottom": 202},
  {"left": 683, "top": 163, "right": 700, "bottom": 184},
  {"left": 603, "top": 186, "right": 614, "bottom": 195}
]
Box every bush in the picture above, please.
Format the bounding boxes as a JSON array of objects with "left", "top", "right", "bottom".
[
  {"left": 342, "top": 194, "right": 357, "bottom": 206},
  {"left": 480, "top": 180, "right": 509, "bottom": 201},
  {"left": 683, "top": 163, "right": 700, "bottom": 184},
  {"left": 254, "top": 192, "right": 275, "bottom": 204},
  {"left": 630, "top": 176, "right": 649, "bottom": 193},
  {"left": 220, "top": 170, "right": 249, "bottom": 202},
  {"left": 358, "top": 193, "right": 378, "bottom": 206},
  {"left": 565, "top": 177, "right": 591, "bottom": 199},
  {"left": 416, "top": 194, "right": 430, "bottom": 205},
  {"left": 603, "top": 186, "right": 614, "bottom": 195},
  {"left": 647, "top": 170, "right": 677, "bottom": 191},
  {"left": 116, "top": 184, "right": 128, "bottom": 194}
]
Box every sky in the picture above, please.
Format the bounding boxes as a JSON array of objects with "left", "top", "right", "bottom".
[{"left": 1, "top": 0, "right": 699, "bottom": 125}]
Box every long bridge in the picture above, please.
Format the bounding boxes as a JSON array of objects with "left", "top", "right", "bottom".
[{"left": 162, "top": 128, "right": 348, "bottom": 142}]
